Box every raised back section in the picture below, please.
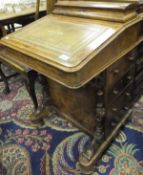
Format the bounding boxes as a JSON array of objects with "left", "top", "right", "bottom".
[{"left": 53, "top": 0, "right": 138, "bottom": 22}]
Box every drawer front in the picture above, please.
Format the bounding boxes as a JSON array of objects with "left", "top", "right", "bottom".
[
  {"left": 105, "top": 83, "right": 133, "bottom": 135},
  {"left": 107, "top": 68, "right": 135, "bottom": 103},
  {"left": 107, "top": 52, "right": 135, "bottom": 92},
  {"left": 108, "top": 83, "right": 133, "bottom": 114}
]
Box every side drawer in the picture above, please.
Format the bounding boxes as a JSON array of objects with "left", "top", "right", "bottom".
[
  {"left": 105, "top": 83, "right": 133, "bottom": 135},
  {"left": 107, "top": 51, "right": 135, "bottom": 91},
  {"left": 107, "top": 68, "right": 135, "bottom": 104}
]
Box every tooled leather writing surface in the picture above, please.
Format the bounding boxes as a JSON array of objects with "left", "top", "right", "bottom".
[{"left": 5, "top": 15, "right": 116, "bottom": 68}]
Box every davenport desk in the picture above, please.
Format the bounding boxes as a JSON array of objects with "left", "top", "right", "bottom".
[{"left": 0, "top": 0, "right": 143, "bottom": 172}]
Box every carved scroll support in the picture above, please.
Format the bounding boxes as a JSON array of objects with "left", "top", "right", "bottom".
[
  {"left": 29, "top": 74, "right": 58, "bottom": 126},
  {"left": 23, "top": 70, "right": 38, "bottom": 111}
]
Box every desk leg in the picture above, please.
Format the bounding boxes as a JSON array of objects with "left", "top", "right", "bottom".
[
  {"left": 0, "top": 26, "right": 7, "bottom": 37},
  {"left": 25, "top": 74, "right": 55, "bottom": 125},
  {"left": 23, "top": 70, "right": 38, "bottom": 110},
  {"left": 38, "top": 74, "right": 51, "bottom": 107},
  {"left": 0, "top": 62, "right": 10, "bottom": 94},
  {"left": 31, "top": 74, "right": 56, "bottom": 121}
]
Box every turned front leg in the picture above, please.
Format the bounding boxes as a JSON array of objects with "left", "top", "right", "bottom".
[{"left": 82, "top": 104, "right": 105, "bottom": 160}]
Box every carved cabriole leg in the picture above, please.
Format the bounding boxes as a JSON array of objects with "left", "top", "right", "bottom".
[
  {"left": 34, "top": 74, "right": 57, "bottom": 121},
  {"left": 0, "top": 62, "right": 10, "bottom": 94},
  {"left": 23, "top": 70, "right": 49, "bottom": 126},
  {"left": 23, "top": 70, "right": 38, "bottom": 112},
  {"left": 24, "top": 74, "right": 56, "bottom": 125},
  {"left": 38, "top": 74, "right": 51, "bottom": 107}
]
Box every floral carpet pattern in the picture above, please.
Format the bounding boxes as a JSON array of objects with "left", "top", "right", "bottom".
[{"left": 0, "top": 69, "right": 143, "bottom": 175}]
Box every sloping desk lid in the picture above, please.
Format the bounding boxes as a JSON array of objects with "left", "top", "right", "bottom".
[{"left": 1, "top": 15, "right": 117, "bottom": 71}]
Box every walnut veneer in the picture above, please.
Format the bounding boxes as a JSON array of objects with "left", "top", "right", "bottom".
[{"left": 0, "top": 0, "right": 143, "bottom": 172}]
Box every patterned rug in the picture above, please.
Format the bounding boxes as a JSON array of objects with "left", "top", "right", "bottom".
[{"left": 0, "top": 69, "right": 143, "bottom": 175}]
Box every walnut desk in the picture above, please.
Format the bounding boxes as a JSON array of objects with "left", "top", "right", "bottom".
[{"left": 0, "top": 0, "right": 143, "bottom": 172}]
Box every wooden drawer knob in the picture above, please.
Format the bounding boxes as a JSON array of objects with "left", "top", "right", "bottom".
[
  {"left": 111, "top": 117, "right": 119, "bottom": 126},
  {"left": 124, "top": 106, "right": 129, "bottom": 110},
  {"left": 113, "top": 89, "right": 119, "bottom": 95},
  {"left": 111, "top": 121, "right": 116, "bottom": 127},
  {"left": 112, "top": 108, "right": 118, "bottom": 112},
  {"left": 128, "top": 56, "right": 135, "bottom": 61},
  {"left": 127, "top": 76, "right": 132, "bottom": 80},
  {"left": 125, "top": 92, "right": 131, "bottom": 97},
  {"left": 97, "top": 90, "right": 103, "bottom": 96},
  {"left": 113, "top": 69, "right": 120, "bottom": 75}
]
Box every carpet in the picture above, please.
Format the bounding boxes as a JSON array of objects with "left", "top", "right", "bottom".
[{"left": 0, "top": 70, "right": 143, "bottom": 175}]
